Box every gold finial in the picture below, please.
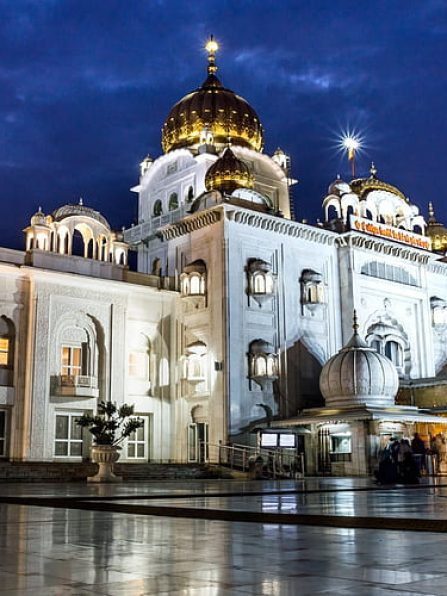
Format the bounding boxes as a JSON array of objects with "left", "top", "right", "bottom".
[
  {"left": 370, "top": 162, "right": 377, "bottom": 177},
  {"left": 428, "top": 201, "right": 435, "bottom": 221},
  {"left": 353, "top": 309, "right": 359, "bottom": 334},
  {"left": 205, "top": 35, "right": 219, "bottom": 75}
]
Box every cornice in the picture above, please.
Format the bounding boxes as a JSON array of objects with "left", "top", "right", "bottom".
[
  {"left": 157, "top": 208, "right": 223, "bottom": 241},
  {"left": 157, "top": 205, "right": 337, "bottom": 245},
  {"left": 428, "top": 261, "right": 447, "bottom": 276},
  {"left": 336, "top": 232, "right": 434, "bottom": 265}
]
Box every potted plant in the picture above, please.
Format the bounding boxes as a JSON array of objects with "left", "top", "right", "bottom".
[{"left": 76, "top": 401, "right": 144, "bottom": 483}]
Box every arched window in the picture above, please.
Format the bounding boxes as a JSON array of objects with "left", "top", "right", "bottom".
[
  {"left": 371, "top": 340, "right": 381, "bottom": 353},
  {"left": 248, "top": 339, "right": 278, "bottom": 387},
  {"left": 254, "top": 355, "right": 267, "bottom": 377},
  {"left": 168, "top": 192, "right": 179, "bottom": 211},
  {"left": 153, "top": 200, "right": 163, "bottom": 217},
  {"left": 327, "top": 205, "right": 339, "bottom": 221},
  {"left": 189, "top": 274, "right": 202, "bottom": 295},
  {"left": 151, "top": 258, "right": 161, "bottom": 276},
  {"left": 186, "top": 186, "right": 194, "bottom": 203},
  {"left": 266, "top": 355, "right": 276, "bottom": 377},
  {"left": 247, "top": 259, "right": 275, "bottom": 305},
  {"left": 253, "top": 273, "right": 266, "bottom": 294},
  {"left": 300, "top": 269, "right": 325, "bottom": 307},
  {"left": 180, "top": 260, "right": 207, "bottom": 302},
  {"left": 385, "top": 341, "right": 403, "bottom": 368}
]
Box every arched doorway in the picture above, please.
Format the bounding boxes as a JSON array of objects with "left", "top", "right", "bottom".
[{"left": 188, "top": 405, "right": 209, "bottom": 463}]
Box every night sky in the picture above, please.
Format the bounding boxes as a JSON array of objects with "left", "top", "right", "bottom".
[{"left": 1, "top": 0, "right": 446, "bottom": 250}]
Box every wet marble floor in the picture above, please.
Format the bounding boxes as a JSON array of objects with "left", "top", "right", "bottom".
[{"left": 1, "top": 479, "right": 447, "bottom": 594}]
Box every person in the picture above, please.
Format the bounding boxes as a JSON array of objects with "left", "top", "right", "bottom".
[
  {"left": 375, "top": 445, "right": 398, "bottom": 484},
  {"left": 411, "top": 432, "right": 426, "bottom": 474},
  {"left": 400, "top": 449, "right": 419, "bottom": 484},
  {"left": 397, "top": 439, "right": 413, "bottom": 481}
]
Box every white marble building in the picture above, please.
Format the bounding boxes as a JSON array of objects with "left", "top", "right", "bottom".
[
  {"left": 1, "top": 39, "right": 447, "bottom": 470},
  {"left": 124, "top": 40, "right": 447, "bottom": 467},
  {"left": 0, "top": 203, "right": 178, "bottom": 463}
]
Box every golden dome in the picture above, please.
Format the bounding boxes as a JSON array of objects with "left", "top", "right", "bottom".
[
  {"left": 205, "top": 147, "right": 255, "bottom": 194},
  {"left": 350, "top": 165, "right": 407, "bottom": 203},
  {"left": 161, "top": 38, "right": 264, "bottom": 154}
]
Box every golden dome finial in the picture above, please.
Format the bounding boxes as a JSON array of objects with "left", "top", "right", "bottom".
[{"left": 205, "top": 35, "right": 219, "bottom": 75}]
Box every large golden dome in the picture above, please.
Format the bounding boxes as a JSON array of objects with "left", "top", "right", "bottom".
[
  {"left": 161, "top": 38, "right": 264, "bottom": 154},
  {"left": 205, "top": 146, "right": 255, "bottom": 194}
]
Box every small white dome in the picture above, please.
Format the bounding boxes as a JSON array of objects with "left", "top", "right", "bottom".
[
  {"left": 30, "top": 207, "right": 47, "bottom": 226},
  {"left": 319, "top": 314, "right": 399, "bottom": 408},
  {"left": 328, "top": 177, "right": 351, "bottom": 196}
]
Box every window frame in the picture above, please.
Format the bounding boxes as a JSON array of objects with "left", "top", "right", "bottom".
[
  {"left": 61, "top": 345, "right": 83, "bottom": 378},
  {"left": 125, "top": 416, "right": 149, "bottom": 460},
  {"left": 54, "top": 412, "right": 84, "bottom": 459}
]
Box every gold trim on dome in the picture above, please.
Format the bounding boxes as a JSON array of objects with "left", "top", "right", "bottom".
[
  {"left": 161, "top": 38, "right": 264, "bottom": 154},
  {"left": 350, "top": 177, "right": 407, "bottom": 203},
  {"left": 205, "top": 147, "right": 255, "bottom": 194}
]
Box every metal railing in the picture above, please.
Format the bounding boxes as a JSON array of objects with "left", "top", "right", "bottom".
[
  {"left": 59, "top": 375, "right": 98, "bottom": 388},
  {"left": 206, "top": 442, "right": 305, "bottom": 479}
]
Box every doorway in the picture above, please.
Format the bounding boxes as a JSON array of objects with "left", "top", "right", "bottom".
[{"left": 188, "top": 422, "right": 209, "bottom": 463}]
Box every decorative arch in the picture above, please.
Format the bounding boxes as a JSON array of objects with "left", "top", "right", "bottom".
[
  {"left": 153, "top": 199, "right": 163, "bottom": 217},
  {"left": 168, "top": 192, "right": 179, "bottom": 211},
  {"left": 365, "top": 315, "right": 410, "bottom": 377}
]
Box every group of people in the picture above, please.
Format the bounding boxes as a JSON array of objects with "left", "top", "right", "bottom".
[{"left": 375, "top": 433, "right": 435, "bottom": 485}]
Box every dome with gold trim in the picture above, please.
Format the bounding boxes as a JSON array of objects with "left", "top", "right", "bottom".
[
  {"left": 161, "top": 38, "right": 264, "bottom": 154},
  {"left": 205, "top": 146, "right": 254, "bottom": 194},
  {"left": 350, "top": 164, "right": 407, "bottom": 203}
]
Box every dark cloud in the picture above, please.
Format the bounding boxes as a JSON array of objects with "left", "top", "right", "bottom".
[{"left": 0, "top": 0, "right": 446, "bottom": 248}]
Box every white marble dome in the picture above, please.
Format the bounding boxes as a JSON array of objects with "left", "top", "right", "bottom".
[{"left": 319, "top": 316, "right": 399, "bottom": 408}]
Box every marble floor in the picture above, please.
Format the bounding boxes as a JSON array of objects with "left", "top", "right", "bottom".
[{"left": 1, "top": 479, "right": 447, "bottom": 595}]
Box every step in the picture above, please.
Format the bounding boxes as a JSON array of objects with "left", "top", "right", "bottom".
[{"left": 0, "top": 462, "right": 229, "bottom": 482}]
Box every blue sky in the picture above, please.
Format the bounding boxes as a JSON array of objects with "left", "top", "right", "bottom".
[{"left": 1, "top": 0, "right": 446, "bottom": 248}]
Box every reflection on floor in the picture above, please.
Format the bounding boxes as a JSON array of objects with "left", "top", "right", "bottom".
[{"left": 1, "top": 478, "right": 447, "bottom": 594}]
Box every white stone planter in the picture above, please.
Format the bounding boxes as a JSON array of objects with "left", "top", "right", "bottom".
[{"left": 88, "top": 445, "right": 122, "bottom": 483}]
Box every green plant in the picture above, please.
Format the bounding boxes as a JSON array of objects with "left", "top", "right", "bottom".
[{"left": 76, "top": 401, "right": 144, "bottom": 447}]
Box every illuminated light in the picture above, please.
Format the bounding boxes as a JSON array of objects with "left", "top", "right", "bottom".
[
  {"left": 205, "top": 38, "right": 219, "bottom": 54},
  {"left": 342, "top": 136, "right": 360, "bottom": 153}
]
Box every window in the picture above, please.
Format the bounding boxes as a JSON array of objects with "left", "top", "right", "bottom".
[
  {"left": 255, "top": 356, "right": 267, "bottom": 377},
  {"left": 153, "top": 200, "right": 162, "bottom": 217},
  {"left": 168, "top": 192, "right": 179, "bottom": 211},
  {"left": 385, "top": 341, "right": 403, "bottom": 368},
  {"left": 0, "top": 338, "right": 9, "bottom": 367},
  {"left": 0, "top": 411, "right": 6, "bottom": 457},
  {"left": 126, "top": 418, "right": 148, "bottom": 460},
  {"left": 371, "top": 340, "right": 381, "bottom": 353},
  {"left": 189, "top": 274, "right": 203, "bottom": 295},
  {"left": 186, "top": 186, "right": 194, "bottom": 203},
  {"left": 61, "top": 346, "right": 82, "bottom": 377},
  {"left": 128, "top": 351, "right": 148, "bottom": 380},
  {"left": 253, "top": 273, "right": 266, "bottom": 294},
  {"left": 300, "top": 270, "right": 325, "bottom": 306},
  {"left": 54, "top": 414, "right": 83, "bottom": 457},
  {"left": 181, "top": 260, "right": 207, "bottom": 299},
  {"left": 248, "top": 260, "right": 275, "bottom": 303}
]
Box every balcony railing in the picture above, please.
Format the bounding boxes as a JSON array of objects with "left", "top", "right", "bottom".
[
  {"left": 53, "top": 375, "right": 99, "bottom": 398},
  {"left": 60, "top": 375, "right": 98, "bottom": 388}
]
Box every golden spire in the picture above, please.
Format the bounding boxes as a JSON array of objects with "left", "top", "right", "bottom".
[{"left": 205, "top": 35, "right": 219, "bottom": 76}]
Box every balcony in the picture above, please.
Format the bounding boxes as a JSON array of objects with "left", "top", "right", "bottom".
[{"left": 53, "top": 375, "right": 99, "bottom": 398}]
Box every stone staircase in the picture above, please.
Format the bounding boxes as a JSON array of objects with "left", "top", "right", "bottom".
[{"left": 0, "top": 461, "right": 231, "bottom": 482}]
